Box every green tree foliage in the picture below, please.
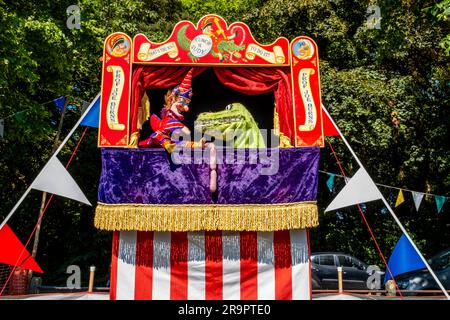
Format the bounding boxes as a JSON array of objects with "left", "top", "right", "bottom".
[
  {"left": 0, "top": 0, "right": 448, "bottom": 286},
  {"left": 185, "top": 0, "right": 450, "bottom": 266},
  {"left": 0, "top": 0, "right": 183, "bottom": 286},
  {"left": 430, "top": 0, "right": 450, "bottom": 54}
]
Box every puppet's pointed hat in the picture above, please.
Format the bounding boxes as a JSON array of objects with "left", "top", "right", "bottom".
[{"left": 173, "top": 68, "right": 193, "bottom": 99}]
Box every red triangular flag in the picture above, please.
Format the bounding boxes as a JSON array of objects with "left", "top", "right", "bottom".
[
  {"left": 322, "top": 108, "right": 340, "bottom": 136},
  {"left": 0, "top": 225, "right": 43, "bottom": 273}
]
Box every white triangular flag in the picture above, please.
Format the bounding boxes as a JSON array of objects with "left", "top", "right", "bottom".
[
  {"left": 31, "top": 156, "right": 91, "bottom": 205},
  {"left": 412, "top": 191, "right": 424, "bottom": 212},
  {"left": 325, "top": 168, "right": 382, "bottom": 212}
]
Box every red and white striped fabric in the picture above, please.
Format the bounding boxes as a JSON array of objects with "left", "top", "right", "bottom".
[{"left": 110, "top": 229, "right": 311, "bottom": 300}]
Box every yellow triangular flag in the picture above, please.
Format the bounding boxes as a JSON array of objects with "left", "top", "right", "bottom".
[{"left": 395, "top": 189, "right": 405, "bottom": 207}]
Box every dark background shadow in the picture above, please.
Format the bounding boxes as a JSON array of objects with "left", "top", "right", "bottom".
[{"left": 142, "top": 68, "right": 275, "bottom": 142}]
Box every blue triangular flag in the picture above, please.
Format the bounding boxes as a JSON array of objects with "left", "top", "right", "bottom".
[
  {"left": 326, "top": 173, "right": 335, "bottom": 192},
  {"left": 384, "top": 234, "right": 426, "bottom": 283},
  {"left": 80, "top": 95, "right": 100, "bottom": 128},
  {"left": 54, "top": 96, "right": 66, "bottom": 111},
  {"left": 435, "top": 196, "right": 447, "bottom": 214}
]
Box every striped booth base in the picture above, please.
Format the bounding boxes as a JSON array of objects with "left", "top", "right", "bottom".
[{"left": 110, "top": 229, "right": 312, "bottom": 300}]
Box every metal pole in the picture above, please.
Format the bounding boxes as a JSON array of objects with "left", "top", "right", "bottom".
[
  {"left": 322, "top": 105, "right": 450, "bottom": 300},
  {"left": 337, "top": 266, "right": 343, "bottom": 293},
  {"left": 88, "top": 266, "right": 96, "bottom": 293}
]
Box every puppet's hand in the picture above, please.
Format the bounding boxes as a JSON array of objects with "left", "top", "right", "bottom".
[
  {"left": 199, "top": 137, "right": 207, "bottom": 148},
  {"left": 185, "top": 138, "right": 205, "bottom": 148},
  {"left": 206, "top": 142, "right": 217, "bottom": 193},
  {"left": 162, "top": 141, "right": 177, "bottom": 153}
]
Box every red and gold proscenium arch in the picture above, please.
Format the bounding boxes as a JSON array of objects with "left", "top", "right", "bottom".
[{"left": 98, "top": 14, "right": 324, "bottom": 148}]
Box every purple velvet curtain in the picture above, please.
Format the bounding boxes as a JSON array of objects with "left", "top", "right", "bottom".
[{"left": 98, "top": 147, "right": 320, "bottom": 205}]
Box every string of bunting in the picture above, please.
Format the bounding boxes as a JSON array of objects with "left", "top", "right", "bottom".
[
  {"left": 0, "top": 96, "right": 87, "bottom": 139},
  {"left": 321, "top": 170, "right": 448, "bottom": 214}
]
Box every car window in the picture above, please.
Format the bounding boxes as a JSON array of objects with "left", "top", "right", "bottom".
[
  {"left": 429, "top": 250, "right": 450, "bottom": 271},
  {"left": 338, "top": 255, "right": 353, "bottom": 267},
  {"left": 337, "top": 255, "right": 366, "bottom": 270},
  {"left": 351, "top": 258, "right": 366, "bottom": 270},
  {"left": 319, "top": 255, "right": 335, "bottom": 266},
  {"left": 311, "top": 256, "right": 319, "bottom": 264}
]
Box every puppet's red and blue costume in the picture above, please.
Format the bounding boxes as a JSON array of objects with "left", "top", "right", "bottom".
[{"left": 138, "top": 68, "right": 201, "bottom": 152}]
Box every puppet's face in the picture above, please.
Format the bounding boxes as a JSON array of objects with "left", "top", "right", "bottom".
[{"left": 171, "top": 95, "right": 191, "bottom": 115}]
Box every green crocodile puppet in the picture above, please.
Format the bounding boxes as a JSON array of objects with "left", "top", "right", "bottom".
[{"left": 194, "top": 103, "right": 266, "bottom": 148}]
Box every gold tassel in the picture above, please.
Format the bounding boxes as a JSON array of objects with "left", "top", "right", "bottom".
[
  {"left": 129, "top": 92, "right": 151, "bottom": 148},
  {"left": 94, "top": 202, "right": 319, "bottom": 232},
  {"left": 137, "top": 92, "right": 150, "bottom": 130},
  {"left": 273, "top": 110, "right": 293, "bottom": 148},
  {"left": 128, "top": 132, "right": 140, "bottom": 148}
]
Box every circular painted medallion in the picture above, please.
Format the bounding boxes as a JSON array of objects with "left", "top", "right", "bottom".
[
  {"left": 190, "top": 34, "right": 213, "bottom": 58},
  {"left": 107, "top": 35, "right": 130, "bottom": 57},
  {"left": 293, "top": 39, "right": 315, "bottom": 60}
]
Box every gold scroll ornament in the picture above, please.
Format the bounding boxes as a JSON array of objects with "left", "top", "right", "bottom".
[
  {"left": 245, "top": 44, "right": 285, "bottom": 64},
  {"left": 106, "top": 66, "right": 126, "bottom": 131},
  {"left": 298, "top": 68, "right": 317, "bottom": 131},
  {"left": 137, "top": 42, "right": 179, "bottom": 61}
]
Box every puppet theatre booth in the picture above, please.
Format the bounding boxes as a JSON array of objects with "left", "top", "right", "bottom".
[{"left": 95, "top": 15, "right": 325, "bottom": 300}]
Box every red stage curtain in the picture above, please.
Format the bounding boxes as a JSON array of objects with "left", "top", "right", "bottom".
[
  {"left": 131, "top": 66, "right": 293, "bottom": 141},
  {"left": 131, "top": 66, "right": 206, "bottom": 135}
]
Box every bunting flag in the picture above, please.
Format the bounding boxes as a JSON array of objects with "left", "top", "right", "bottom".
[
  {"left": 0, "top": 224, "right": 43, "bottom": 273},
  {"left": 384, "top": 234, "right": 425, "bottom": 283},
  {"left": 110, "top": 230, "right": 311, "bottom": 300},
  {"left": 325, "top": 168, "right": 383, "bottom": 212},
  {"left": 322, "top": 171, "right": 450, "bottom": 215},
  {"left": 31, "top": 156, "right": 91, "bottom": 206},
  {"left": 411, "top": 192, "right": 424, "bottom": 212},
  {"left": 53, "top": 96, "right": 66, "bottom": 111},
  {"left": 80, "top": 94, "right": 100, "bottom": 128},
  {"left": 395, "top": 189, "right": 405, "bottom": 207},
  {"left": 326, "top": 173, "right": 335, "bottom": 192},
  {"left": 321, "top": 106, "right": 340, "bottom": 136},
  {"left": 435, "top": 196, "right": 447, "bottom": 214},
  {"left": 0, "top": 118, "right": 4, "bottom": 138}
]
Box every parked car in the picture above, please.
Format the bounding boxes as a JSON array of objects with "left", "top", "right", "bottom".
[
  {"left": 394, "top": 248, "right": 450, "bottom": 294},
  {"left": 311, "top": 252, "right": 385, "bottom": 290}
]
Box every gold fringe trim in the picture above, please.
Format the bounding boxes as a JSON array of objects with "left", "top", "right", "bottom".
[{"left": 94, "top": 202, "right": 319, "bottom": 231}]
